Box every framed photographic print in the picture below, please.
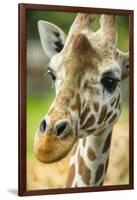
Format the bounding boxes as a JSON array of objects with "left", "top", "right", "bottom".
[{"left": 18, "top": 3, "right": 134, "bottom": 196}]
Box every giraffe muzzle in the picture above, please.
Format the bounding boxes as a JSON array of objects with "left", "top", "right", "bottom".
[{"left": 34, "top": 117, "right": 76, "bottom": 163}]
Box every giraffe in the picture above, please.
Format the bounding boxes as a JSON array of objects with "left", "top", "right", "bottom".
[{"left": 34, "top": 13, "right": 129, "bottom": 187}]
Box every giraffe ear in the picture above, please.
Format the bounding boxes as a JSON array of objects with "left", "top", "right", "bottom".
[
  {"left": 116, "top": 49, "right": 129, "bottom": 80},
  {"left": 38, "top": 20, "right": 66, "bottom": 58}
]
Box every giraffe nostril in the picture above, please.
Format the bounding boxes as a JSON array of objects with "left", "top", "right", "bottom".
[
  {"left": 56, "top": 123, "right": 67, "bottom": 136},
  {"left": 39, "top": 119, "right": 47, "bottom": 133},
  {"left": 54, "top": 120, "right": 71, "bottom": 137}
]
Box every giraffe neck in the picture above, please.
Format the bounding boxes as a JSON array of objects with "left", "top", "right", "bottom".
[{"left": 65, "top": 126, "right": 113, "bottom": 187}]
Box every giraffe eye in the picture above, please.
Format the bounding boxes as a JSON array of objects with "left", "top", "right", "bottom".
[
  {"left": 101, "top": 76, "right": 119, "bottom": 93},
  {"left": 47, "top": 68, "right": 56, "bottom": 81}
]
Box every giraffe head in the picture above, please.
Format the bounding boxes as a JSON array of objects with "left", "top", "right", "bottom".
[{"left": 34, "top": 14, "right": 129, "bottom": 163}]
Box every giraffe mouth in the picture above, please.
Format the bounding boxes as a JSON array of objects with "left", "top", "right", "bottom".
[{"left": 34, "top": 130, "right": 77, "bottom": 163}]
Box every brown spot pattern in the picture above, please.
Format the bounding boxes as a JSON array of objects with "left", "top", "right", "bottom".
[
  {"left": 80, "top": 106, "right": 90, "bottom": 126},
  {"left": 83, "top": 81, "right": 88, "bottom": 90},
  {"left": 118, "top": 102, "right": 122, "bottom": 112},
  {"left": 105, "top": 158, "right": 109, "bottom": 173},
  {"left": 75, "top": 123, "right": 78, "bottom": 137},
  {"left": 105, "top": 110, "right": 113, "bottom": 121},
  {"left": 111, "top": 98, "right": 116, "bottom": 106},
  {"left": 81, "top": 115, "right": 95, "bottom": 129},
  {"left": 71, "top": 103, "right": 77, "bottom": 111},
  {"left": 94, "top": 129, "right": 103, "bottom": 136},
  {"left": 93, "top": 102, "right": 99, "bottom": 112},
  {"left": 108, "top": 113, "right": 117, "bottom": 124},
  {"left": 78, "top": 150, "right": 91, "bottom": 185},
  {"left": 87, "top": 146, "right": 96, "bottom": 161},
  {"left": 65, "top": 164, "right": 75, "bottom": 187},
  {"left": 115, "top": 94, "right": 120, "bottom": 109},
  {"left": 102, "top": 133, "right": 112, "bottom": 153},
  {"left": 95, "top": 164, "right": 104, "bottom": 184},
  {"left": 82, "top": 100, "right": 85, "bottom": 109},
  {"left": 86, "top": 128, "right": 96, "bottom": 135},
  {"left": 69, "top": 90, "right": 75, "bottom": 98},
  {"left": 98, "top": 105, "right": 107, "bottom": 124},
  {"left": 76, "top": 93, "right": 81, "bottom": 112},
  {"left": 100, "top": 181, "right": 104, "bottom": 186}
]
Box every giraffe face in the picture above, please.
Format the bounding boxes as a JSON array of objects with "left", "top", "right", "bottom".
[{"left": 34, "top": 14, "right": 129, "bottom": 163}]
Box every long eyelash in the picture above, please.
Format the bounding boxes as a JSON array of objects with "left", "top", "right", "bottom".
[
  {"left": 45, "top": 67, "right": 64, "bottom": 81},
  {"left": 46, "top": 68, "right": 56, "bottom": 81},
  {"left": 48, "top": 71, "right": 63, "bottom": 81},
  {"left": 44, "top": 70, "right": 55, "bottom": 88}
]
